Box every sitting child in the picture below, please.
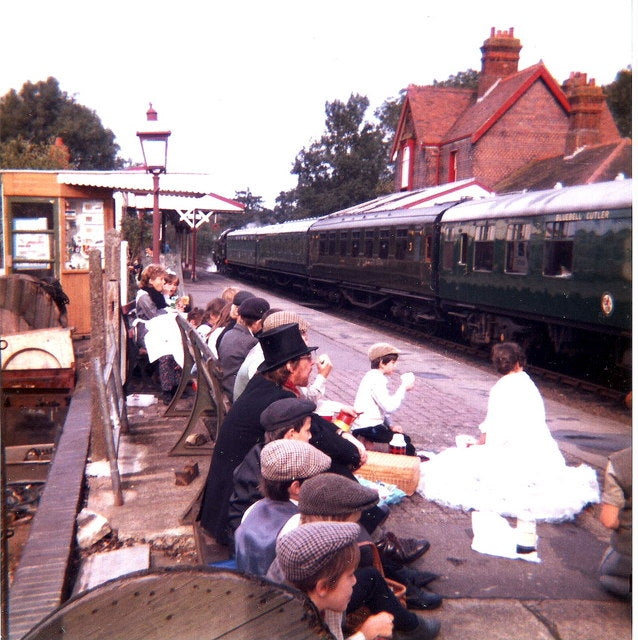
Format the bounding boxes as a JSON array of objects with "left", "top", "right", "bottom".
[
  {"left": 271, "top": 522, "right": 395, "bottom": 640},
  {"left": 352, "top": 343, "right": 416, "bottom": 456},
  {"left": 234, "top": 439, "right": 331, "bottom": 576},
  {"left": 293, "top": 473, "right": 443, "bottom": 622},
  {"left": 227, "top": 397, "right": 315, "bottom": 534}
]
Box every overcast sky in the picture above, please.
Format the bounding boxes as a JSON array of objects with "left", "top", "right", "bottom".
[{"left": 1, "top": 0, "right": 633, "bottom": 206}]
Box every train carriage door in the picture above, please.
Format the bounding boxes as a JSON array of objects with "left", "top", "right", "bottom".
[
  {"left": 473, "top": 223, "right": 495, "bottom": 272},
  {"left": 544, "top": 221, "right": 574, "bottom": 277},
  {"left": 505, "top": 223, "right": 530, "bottom": 274},
  {"left": 379, "top": 229, "right": 390, "bottom": 259}
]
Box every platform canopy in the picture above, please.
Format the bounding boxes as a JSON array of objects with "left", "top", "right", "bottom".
[{"left": 56, "top": 170, "right": 245, "bottom": 214}]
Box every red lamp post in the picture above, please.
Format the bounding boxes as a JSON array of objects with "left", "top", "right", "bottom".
[{"left": 137, "top": 104, "right": 171, "bottom": 263}]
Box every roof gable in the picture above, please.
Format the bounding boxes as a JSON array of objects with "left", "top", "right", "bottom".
[
  {"left": 391, "top": 85, "right": 474, "bottom": 157},
  {"left": 444, "top": 63, "right": 571, "bottom": 144}
]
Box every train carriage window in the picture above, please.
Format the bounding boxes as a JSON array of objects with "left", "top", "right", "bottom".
[
  {"left": 318, "top": 233, "right": 327, "bottom": 257},
  {"left": 442, "top": 228, "right": 454, "bottom": 270},
  {"left": 339, "top": 231, "right": 348, "bottom": 257},
  {"left": 351, "top": 231, "right": 360, "bottom": 257},
  {"left": 395, "top": 229, "right": 408, "bottom": 260},
  {"left": 543, "top": 221, "right": 574, "bottom": 277},
  {"left": 505, "top": 224, "right": 530, "bottom": 274},
  {"left": 379, "top": 229, "right": 390, "bottom": 259},
  {"left": 364, "top": 230, "right": 374, "bottom": 258},
  {"left": 459, "top": 232, "right": 468, "bottom": 265},
  {"left": 473, "top": 224, "right": 494, "bottom": 271},
  {"left": 328, "top": 232, "right": 336, "bottom": 256}
]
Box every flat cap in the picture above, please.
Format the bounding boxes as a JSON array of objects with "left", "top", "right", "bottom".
[
  {"left": 260, "top": 439, "right": 330, "bottom": 482},
  {"left": 238, "top": 296, "right": 270, "bottom": 320},
  {"left": 368, "top": 342, "right": 400, "bottom": 361},
  {"left": 260, "top": 398, "right": 317, "bottom": 432},
  {"left": 299, "top": 473, "right": 379, "bottom": 516},
  {"left": 263, "top": 310, "right": 311, "bottom": 334},
  {"left": 276, "top": 522, "right": 360, "bottom": 583},
  {"left": 233, "top": 290, "right": 255, "bottom": 306}
]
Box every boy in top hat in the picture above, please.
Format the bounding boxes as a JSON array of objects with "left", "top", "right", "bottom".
[
  {"left": 234, "top": 439, "right": 331, "bottom": 576},
  {"left": 198, "top": 323, "right": 320, "bottom": 547},
  {"left": 218, "top": 296, "right": 270, "bottom": 398},
  {"left": 352, "top": 342, "right": 417, "bottom": 456},
  {"left": 227, "top": 397, "right": 317, "bottom": 533},
  {"left": 270, "top": 523, "right": 394, "bottom": 640}
]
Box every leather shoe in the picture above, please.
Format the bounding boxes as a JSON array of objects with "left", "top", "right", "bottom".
[
  {"left": 394, "top": 616, "right": 441, "bottom": 639},
  {"left": 376, "top": 531, "right": 430, "bottom": 565},
  {"left": 405, "top": 584, "right": 442, "bottom": 610},
  {"left": 388, "top": 566, "right": 439, "bottom": 588}
]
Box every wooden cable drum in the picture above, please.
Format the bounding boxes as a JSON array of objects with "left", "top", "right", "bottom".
[{"left": 20, "top": 566, "right": 333, "bottom": 640}]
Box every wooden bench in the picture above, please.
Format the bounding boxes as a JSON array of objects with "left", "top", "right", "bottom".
[{"left": 167, "top": 315, "right": 228, "bottom": 456}]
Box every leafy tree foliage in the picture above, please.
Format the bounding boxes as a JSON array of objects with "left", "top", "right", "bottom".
[
  {"left": 292, "top": 94, "right": 390, "bottom": 218},
  {"left": 374, "top": 91, "right": 405, "bottom": 193},
  {"left": 604, "top": 67, "right": 631, "bottom": 138},
  {"left": 433, "top": 69, "right": 479, "bottom": 89},
  {"left": 0, "top": 136, "right": 70, "bottom": 169},
  {"left": 272, "top": 189, "right": 300, "bottom": 222},
  {"left": 0, "top": 77, "right": 120, "bottom": 169}
]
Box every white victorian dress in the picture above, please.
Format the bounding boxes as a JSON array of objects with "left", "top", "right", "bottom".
[{"left": 419, "top": 370, "right": 599, "bottom": 521}]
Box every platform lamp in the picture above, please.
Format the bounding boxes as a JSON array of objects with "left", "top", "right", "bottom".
[{"left": 137, "top": 104, "right": 171, "bottom": 263}]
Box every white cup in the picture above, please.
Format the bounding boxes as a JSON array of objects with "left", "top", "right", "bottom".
[{"left": 401, "top": 372, "right": 415, "bottom": 386}]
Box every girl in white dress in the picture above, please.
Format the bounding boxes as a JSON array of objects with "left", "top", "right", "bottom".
[{"left": 419, "top": 342, "right": 599, "bottom": 522}]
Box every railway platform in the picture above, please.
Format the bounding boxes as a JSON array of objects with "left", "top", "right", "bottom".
[{"left": 82, "top": 272, "right": 631, "bottom": 640}]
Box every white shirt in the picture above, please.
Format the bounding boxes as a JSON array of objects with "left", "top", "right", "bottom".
[{"left": 352, "top": 369, "right": 407, "bottom": 429}]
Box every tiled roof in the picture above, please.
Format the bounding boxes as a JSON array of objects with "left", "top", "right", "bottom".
[
  {"left": 391, "top": 85, "right": 474, "bottom": 155},
  {"left": 443, "top": 63, "right": 570, "bottom": 143},
  {"left": 492, "top": 139, "right": 632, "bottom": 193}
]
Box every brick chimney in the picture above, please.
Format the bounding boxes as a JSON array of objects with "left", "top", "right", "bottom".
[
  {"left": 562, "top": 72, "right": 604, "bottom": 155},
  {"left": 478, "top": 27, "right": 522, "bottom": 97}
]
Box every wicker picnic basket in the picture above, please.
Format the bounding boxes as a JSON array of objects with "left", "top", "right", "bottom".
[{"left": 356, "top": 451, "right": 421, "bottom": 495}]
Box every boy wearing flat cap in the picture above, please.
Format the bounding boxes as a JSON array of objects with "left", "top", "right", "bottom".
[
  {"left": 270, "top": 522, "right": 394, "bottom": 640},
  {"left": 234, "top": 439, "right": 331, "bottom": 576},
  {"left": 274, "top": 473, "right": 441, "bottom": 640},
  {"left": 352, "top": 342, "right": 417, "bottom": 456},
  {"left": 227, "top": 397, "right": 316, "bottom": 533}
]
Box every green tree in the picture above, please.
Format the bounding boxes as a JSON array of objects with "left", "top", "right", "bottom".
[
  {"left": 0, "top": 136, "right": 70, "bottom": 169},
  {"left": 272, "top": 188, "right": 300, "bottom": 222},
  {"left": 604, "top": 67, "right": 631, "bottom": 138},
  {"left": 0, "top": 77, "right": 120, "bottom": 169},
  {"left": 234, "top": 188, "right": 274, "bottom": 225},
  {"left": 374, "top": 91, "right": 405, "bottom": 193},
  {"left": 292, "top": 94, "right": 389, "bottom": 218},
  {"left": 433, "top": 68, "right": 479, "bottom": 89}
]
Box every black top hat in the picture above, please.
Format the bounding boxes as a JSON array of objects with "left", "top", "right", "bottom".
[{"left": 257, "top": 323, "right": 318, "bottom": 373}]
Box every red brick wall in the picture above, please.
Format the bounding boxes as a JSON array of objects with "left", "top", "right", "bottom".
[
  {"left": 434, "top": 80, "right": 569, "bottom": 189},
  {"left": 473, "top": 81, "right": 568, "bottom": 188}
]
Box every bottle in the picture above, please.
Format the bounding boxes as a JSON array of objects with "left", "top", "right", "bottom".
[
  {"left": 515, "top": 517, "right": 537, "bottom": 554},
  {"left": 388, "top": 433, "right": 407, "bottom": 455}
]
